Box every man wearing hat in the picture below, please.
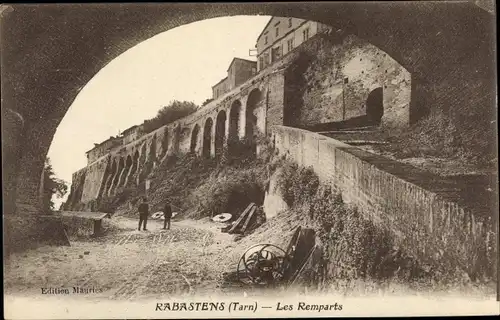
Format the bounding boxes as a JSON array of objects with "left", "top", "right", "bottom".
[
  {"left": 163, "top": 200, "right": 172, "bottom": 230},
  {"left": 138, "top": 197, "right": 150, "bottom": 231}
]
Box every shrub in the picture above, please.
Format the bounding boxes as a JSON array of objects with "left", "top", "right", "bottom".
[
  {"left": 309, "top": 185, "right": 424, "bottom": 283},
  {"left": 222, "top": 136, "right": 257, "bottom": 166},
  {"left": 189, "top": 166, "right": 266, "bottom": 219},
  {"left": 275, "top": 161, "right": 319, "bottom": 207},
  {"left": 146, "top": 153, "right": 218, "bottom": 213}
]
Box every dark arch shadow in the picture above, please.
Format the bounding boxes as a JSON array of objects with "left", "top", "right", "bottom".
[
  {"left": 190, "top": 124, "right": 200, "bottom": 153},
  {"left": 245, "top": 88, "right": 264, "bottom": 155},
  {"left": 229, "top": 100, "right": 241, "bottom": 140},
  {"left": 366, "top": 87, "right": 384, "bottom": 125},
  {"left": 203, "top": 117, "right": 213, "bottom": 158},
  {"left": 215, "top": 110, "right": 227, "bottom": 158}
]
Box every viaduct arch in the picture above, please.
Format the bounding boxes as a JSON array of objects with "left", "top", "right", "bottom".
[{"left": 1, "top": 2, "right": 495, "bottom": 215}]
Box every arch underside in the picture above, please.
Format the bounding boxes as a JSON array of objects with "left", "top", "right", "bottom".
[{"left": 1, "top": 2, "right": 494, "bottom": 215}]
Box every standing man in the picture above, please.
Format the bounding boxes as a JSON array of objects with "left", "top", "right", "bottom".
[
  {"left": 163, "top": 201, "right": 172, "bottom": 230},
  {"left": 138, "top": 197, "right": 149, "bottom": 231}
]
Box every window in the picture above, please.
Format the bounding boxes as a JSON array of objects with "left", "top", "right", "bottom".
[
  {"left": 271, "top": 45, "right": 282, "bottom": 62},
  {"left": 276, "top": 27, "right": 279, "bottom": 37},
  {"left": 288, "top": 18, "right": 292, "bottom": 27},
  {"left": 287, "top": 38, "right": 294, "bottom": 52},
  {"left": 259, "top": 57, "right": 263, "bottom": 70},
  {"left": 303, "top": 27, "right": 310, "bottom": 41},
  {"left": 264, "top": 36, "right": 268, "bottom": 44},
  {"left": 263, "top": 52, "right": 270, "bottom": 66}
]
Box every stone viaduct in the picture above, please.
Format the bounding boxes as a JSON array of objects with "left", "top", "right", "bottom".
[
  {"left": 1, "top": 2, "right": 496, "bottom": 252},
  {"left": 65, "top": 68, "right": 284, "bottom": 210}
]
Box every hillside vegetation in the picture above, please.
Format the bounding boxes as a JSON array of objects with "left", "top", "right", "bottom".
[
  {"left": 267, "top": 160, "right": 496, "bottom": 293},
  {"left": 106, "top": 138, "right": 272, "bottom": 220},
  {"left": 98, "top": 136, "right": 495, "bottom": 294}
]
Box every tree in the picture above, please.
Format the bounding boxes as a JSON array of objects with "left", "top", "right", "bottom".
[
  {"left": 42, "top": 158, "right": 68, "bottom": 211},
  {"left": 142, "top": 100, "right": 198, "bottom": 133}
]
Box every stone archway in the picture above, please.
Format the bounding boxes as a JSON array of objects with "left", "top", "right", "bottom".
[
  {"left": 245, "top": 88, "right": 264, "bottom": 147},
  {"left": 3, "top": 3, "right": 495, "bottom": 229},
  {"left": 103, "top": 159, "right": 117, "bottom": 196},
  {"left": 366, "top": 87, "right": 384, "bottom": 125},
  {"left": 137, "top": 143, "right": 148, "bottom": 183},
  {"left": 131, "top": 150, "right": 139, "bottom": 177},
  {"left": 173, "top": 124, "right": 182, "bottom": 154},
  {"left": 229, "top": 100, "right": 242, "bottom": 142},
  {"left": 203, "top": 117, "right": 214, "bottom": 158},
  {"left": 149, "top": 134, "right": 157, "bottom": 163},
  {"left": 112, "top": 157, "right": 125, "bottom": 195},
  {"left": 190, "top": 124, "right": 200, "bottom": 153},
  {"left": 123, "top": 155, "right": 133, "bottom": 186},
  {"left": 162, "top": 128, "right": 169, "bottom": 155},
  {"left": 215, "top": 110, "right": 227, "bottom": 158}
]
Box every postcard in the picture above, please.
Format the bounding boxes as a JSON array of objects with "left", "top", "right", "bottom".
[{"left": 2, "top": 2, "right": 498, "bottom": 318}]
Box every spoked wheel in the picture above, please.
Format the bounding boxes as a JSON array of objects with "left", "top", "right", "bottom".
[{"left": 237, "top": 244, "right": 286, "bottom": 286}]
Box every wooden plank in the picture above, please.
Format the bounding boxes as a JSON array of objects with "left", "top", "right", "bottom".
[
  {"left": 238, "top": 205, "right": 257, "bottom": 234},
  {"left": 228, "top": 203, "right": 255, "bottom": 234},
  {"left": 228, "top": 203, "right": 254, "bottom": 234}
]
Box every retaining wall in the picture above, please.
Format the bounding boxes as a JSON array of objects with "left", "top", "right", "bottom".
[{"left": 272, "top": 125, "right": 495, "bottom": 277}]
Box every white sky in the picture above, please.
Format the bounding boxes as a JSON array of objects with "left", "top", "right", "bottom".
[{"left": 47, "top": 15, "right": 271, "bottom": 207}]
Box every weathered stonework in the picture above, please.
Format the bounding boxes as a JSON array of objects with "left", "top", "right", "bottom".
[
  {"left": 65, "top": 64, "right": 287, "bottom": 210},
  {"left": 283, "top": 34, "right": 411, "bottom": 130},
  {"left": 80, "top": 155, "right": 109, "bottom": 204},
  {"left": 68, "top": 28, "right": 483, "bottom": 215},
  {"left": 272, "top": 125, "right": 496, "bottom": 278}
]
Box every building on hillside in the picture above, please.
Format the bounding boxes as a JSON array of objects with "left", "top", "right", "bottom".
[
  {"left": 256, "top": 17, "right": 331, "bottom": 71},
  {"left": 227, "top": 58, "right": 257, "bottom": 90},
  {"left": 85, "top": 136, "right": 122, "bottom": 164},
  {"left": 212, "top": 77, "right": 229, "bottom": 100},
  {"left": 212, "top": 58, "right": 257, "bottom": 100},
  {"left": 121, "top": 124, "right": 143, "bottom": 145}
]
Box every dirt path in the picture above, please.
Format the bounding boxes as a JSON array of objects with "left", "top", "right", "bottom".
[
  {"left": 5, "top": 213, "right": 495, "bottom": 302},
  {"left": 4, "top": 216, "right": 238, "bottom": 301}
]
